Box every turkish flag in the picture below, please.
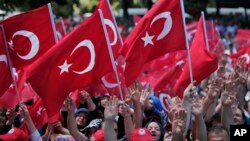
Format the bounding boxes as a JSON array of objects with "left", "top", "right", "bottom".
[
  {"left": 0, "top": 128, "right": 28, "bottom": 141},
  {"left": 1, "top": 4, "right": 56, "bottom": 70},
  {"left": 174, "top": 17, "right": 218, "bottom": 98},
  {"left": 21, "top": 10, "right": 113, "bottom": 119},
  {"left": 237, "top": 29, "right": 250, "bottom": 51},
  {"left": 97, "top": 0, "right": 123, "bottom": 59},
  {"left": 119, "top": 0, "right": 186, "bottom": 86},
  {"left": 27, "top": 97, "right": 48, "bottom": 129},
  {"left": 0, "top": 28, "right": 12, "bottom": 97},
  {"left": 56, "top": 19, "right": 67, "bottom": 40}
]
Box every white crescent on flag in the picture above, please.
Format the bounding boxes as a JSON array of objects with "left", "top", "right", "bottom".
[
  {"left": 104, "top": 19, "right": 117, "bottom": 46},
  {"left": 10, "top": 30, "right": 40, "bottom": 60},
  {"left": 71, "top": 40, "right": 96, "bottom": 75},
  {"left": 101, "top": 77, "right": 118, "bottom": 88},
  {"left": 150, "top": 12, "right": 172, "bottom": 40}
]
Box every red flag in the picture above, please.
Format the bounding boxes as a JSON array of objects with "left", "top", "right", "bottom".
[
  {"left": 0, "top": 128, "right": 28, "bottom": 141},
  {"left": 174, "top": 17, "right": 218, "bottom": 98},
  {"left": 139, "top": 51, "right": 186, "bottom": 96},
  {"left": 229, "top": 45, "right": 250, "bottom": 67},
  {"left": 56, "top": 18, "right": 67, "bottom": 40},
  {"left": 101, "top": 58, "right": 126, "bottom": 99},
  {"left": 119, "top": 0, "right": 186, "bottom": 86},
  {"left": 0, "top": 28, "right": 12, "bottom": 96},
  {"left": 237, "top": 29, "right": 250, "bottom": 51},
  {"left": 0, "top": 82, "right": 36, "bottom": 109},
  {"left": 142, "top": 50, "right": 187, "bottom": 74},
  {"left": 97, "top": 0, "right": 123, "bottom": 59},
  {"left": 186, "top": 21, "right": 198, "bottom": 44},
  {"left": 27, "top": 97, "right": 48, "bottom": 129},
  {"left": 1, "top": 4, "right": 56, "bottom": 70},
  {"left": 21, "top": 11, "right": 113, "bottom": 119}
]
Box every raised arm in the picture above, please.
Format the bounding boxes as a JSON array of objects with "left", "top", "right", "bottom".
[
  {"left": 127, "top": 81, "right": 143, "bottom": 128},
  {"left": 66, "top": 96, "right": 88, "bottom": 141},
  {"left": 221, "top": 75, "right": 235, "bottom": 131},
  {"left": 80, "top": 90, "right": 96, "bottom": 111},
  {"left": 191, "top": 96, "right": 207, "bottom": 141},
  {"left": 19, "top": 104, "right": 42, "bottom": 141},
  {"left": 171, "top": 108, "right": 187, "bottom": 141},
  {"left": 119, "top": 101, "right": 134, "bottom": 141},
  {"left": 104, "top": 97, "right": 118, "bottom": 141}
]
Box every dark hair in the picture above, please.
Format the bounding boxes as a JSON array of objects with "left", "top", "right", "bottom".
[
  {"left": 207, "top": 112, "right": 221, "bottom": 129},
  {"left": 208, "top": 126, "right": 229, "bottom": 136}
]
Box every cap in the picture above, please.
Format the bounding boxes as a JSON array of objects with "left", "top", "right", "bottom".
[
  {"left": 75, "top": 108, "right": 90, "bottom": 116},
  {"left": 131, "top": 128, "right": 153, "bottom": 141}
]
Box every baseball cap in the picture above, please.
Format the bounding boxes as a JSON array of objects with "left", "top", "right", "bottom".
[{"left": 131, "top": 128, "right": 153, "bottom": 141}]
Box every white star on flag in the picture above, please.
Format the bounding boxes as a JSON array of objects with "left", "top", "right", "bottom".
[
  {"left": 141, "top": 32, "right": 154, "bottom": 47},
  {"left": 58, "top": 60, "right": 72, "bottom": 75},
  {"left": 36, "top": 107, "right": 43, "bottom": 117}
]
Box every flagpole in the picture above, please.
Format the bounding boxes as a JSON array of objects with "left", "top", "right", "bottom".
[
  {"left": 48, "top": 3, "right": 59, "bottom": 43},
  {"left": 98, "top": 9, "right": 124, "bottom": 100},
  {"left": 60, "top": 17, "right": 67, "bottom": 35},
  {"left": 0, "top": 25, "right": 22, "bottom": 105},
  {"left": 106, "top": 0, "right": 124, "bottom": 45},
  {"left": 201, "top": 11, "right": 210, "bottom": 51},
  {"left": 180, "top": 0, "right": 193, "bottom": 84}
]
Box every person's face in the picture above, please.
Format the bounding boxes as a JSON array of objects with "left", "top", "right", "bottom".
[
  {"left": 147, "top": 122, "right": 161, "bottom": 141},
  {"left": 100, "top": 97, "right": 109, "bottom": 107},
  {"left": 163, "top": 131, "right": 172, "bottom": 141},
  {"left": 208, "top": 130, "right": 228, "bottom": 141},
  {"left": 76, "top": 112, "right": 88, "bottom": 127},
  {"left": 233, "top": 108, "right": 244, "bottom": 125}
]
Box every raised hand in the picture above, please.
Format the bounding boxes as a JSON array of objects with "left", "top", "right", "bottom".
[
  {"left": 221, "top": 90, "right": 236, "bottom": 107},
  {"left": 183, "top": 82, "right": 198, "bottom": 102},
  {"left": 19, "top": 104, "right": 30, "bottom": 122},
  {"left": 119, "top": 101, "right": 132, "bottom": 118},
  {"left": 139, "top": 89, "right": 150, "bottom": 110},
  {"left": 104, "top": 96, "right": 118, "bottom": 121},
  {"left": 172, "top": 108, "right": 187, "bottom": 135},
  {"left": 191, "top": 97, "right": 204, "bottom": 117},
  {"left": 127, "top": 80, "right": 142, "bottom": 102},
  {"left": 235, "top": 65, "right": 249, "bottom": 86},
  {"left": 65, "top": 96, "right": 74, "bottom": 111},
  {"left": 80, "top": 90, "right": 91, "bottom": 103},
  {"left": 207, "top": 77, "right": 224, "bottom": 100}
]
